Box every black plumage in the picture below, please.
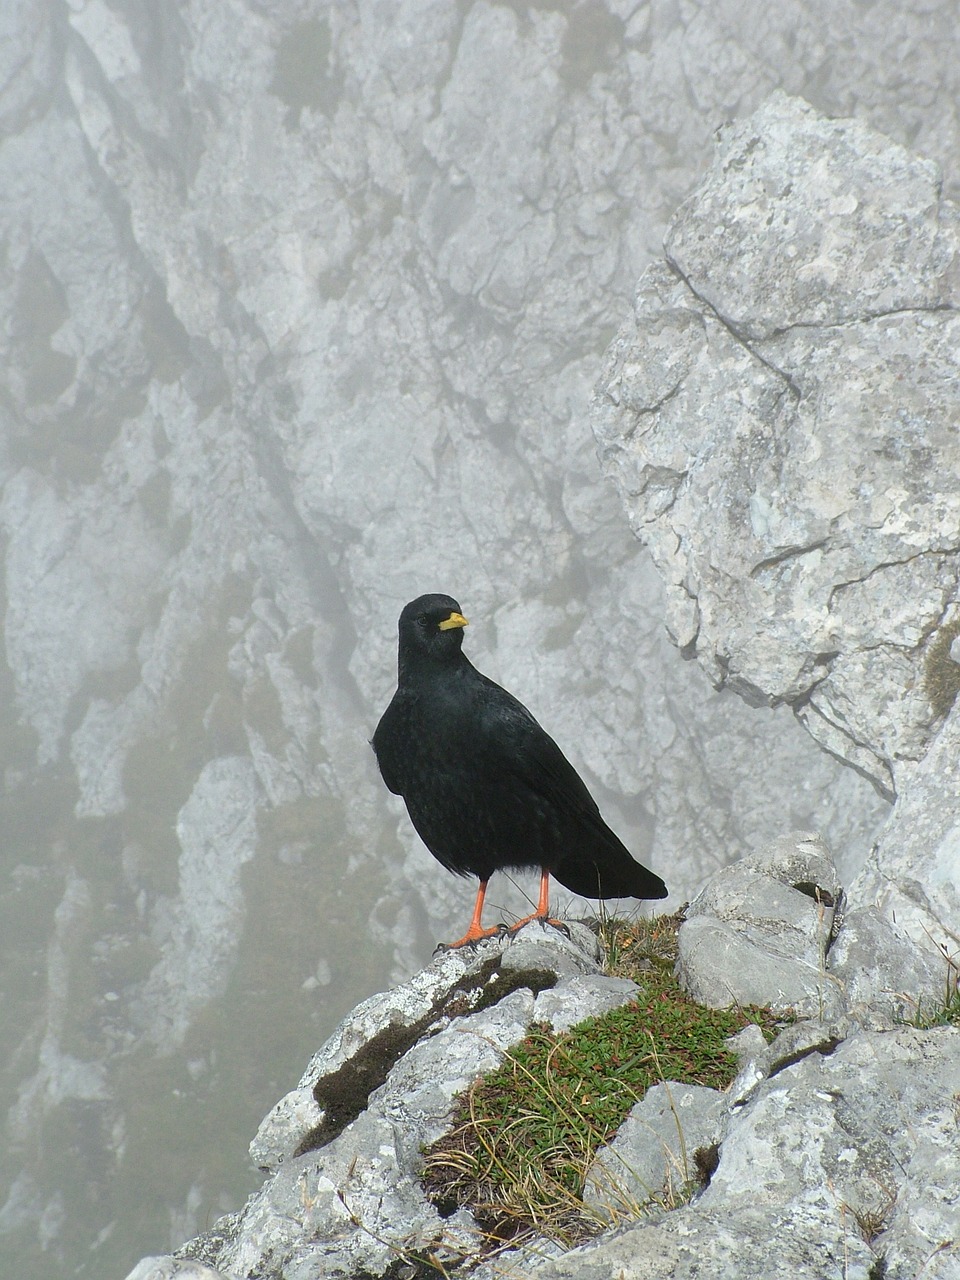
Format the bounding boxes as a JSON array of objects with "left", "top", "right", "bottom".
[{"left": 373, "top": 593, "right": 668, "bottom": 947}]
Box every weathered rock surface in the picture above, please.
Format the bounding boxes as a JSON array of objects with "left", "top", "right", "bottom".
[
  {"left": 828, "top": 904, "right": 948, "bottom": 1022},
  {"left": 152, "top": 925, "right": 638, "bottom": 1280},
  {"left": 583, "top": 1081, "right": 726, "bottom": 1221},
  {"left": 125, "top": 1261, "right": 225, "bottom": 1280},
  {"left": 524, "top": 1026, "right": 960, "bottom": 1280},
  {"left": 676, "top": 827, "right": 948, "bottom": 1029},
  {"left": 593, "top": 91, "right": 960, "bottom": 1019},
  {"left": 593, "top": 91, "right": 960, "bottom": 801},
  {"left": 250, "top": 921, "right": 610, "bottom": 1171},
  {"left": 854, "top": 700, "right": 960, "bottom": 961},
  {"left": 676, "top": 832, "right": 845, "bottom": 1018}
]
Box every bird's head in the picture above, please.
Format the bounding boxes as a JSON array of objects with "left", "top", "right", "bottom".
[{"left": 397, "top": 593, "right": 469, "bottom": 673}]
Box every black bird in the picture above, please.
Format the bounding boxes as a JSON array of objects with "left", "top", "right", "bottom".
[{"left": 373, "top": 593, "right": 668, "bottom": 948}]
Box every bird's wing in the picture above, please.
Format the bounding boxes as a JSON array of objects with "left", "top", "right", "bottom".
[
  {"left": 473, "top": 674, "right": 668, "bottom": 901},
  {"left": 473, "top": 675, "right": 603, "bottom": 819},
  {"left": 371, "top": 697, "right": 405, "bottom": 795}
]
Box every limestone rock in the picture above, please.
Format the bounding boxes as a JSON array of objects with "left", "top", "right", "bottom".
[
  {"left": 160, "top": 923, "right": 640, "bottom": 1280},
  {"left": 124, "top": 1261, "right": 227, "bottom": 1280},
  {"left": 583, "top": 1082, "right": 725, "bottom": 1221},
  {"left": 676, "top": 830, "right": 947, "bottom": 1022},
  {"left": 250, "top": 920, "right": 604, "bottom": 1170},
  {"left": 522, "top": 1028, "right": 960, "bottom": 1280},
  {"left": 530, "top": 971, "right": 640, "bottom": 1033},
  {"left": 854, "top": 702, "right": 960, "bottom": 962},
  {"left": 675, "top": 833, "right": 844, "bottom": 1017},
  {"left": 727, "top": 1018, "right": 850, "bottom": 1109},
  {"left": 665, "top": 92, "right": 956, "bottom": 338},
  {"left": 593, "top": 92, "right": 960, "bottom": 799},
  {"left": 125, "top": 887, "right": 960, "bottom": 1280},
  {"left": 828, "top": 905, "right": 945, "bottom": 1024},
  {"left": 709, "top": 1027, "right": 960, "bottom": 1280}
]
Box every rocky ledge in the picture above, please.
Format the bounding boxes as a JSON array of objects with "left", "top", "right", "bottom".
[
  {"left": 128, "top": 829, "right": 957, "bottom": 1280},
  {"left": 127, "top": 95, "right": 960, "bottom": 1280}
]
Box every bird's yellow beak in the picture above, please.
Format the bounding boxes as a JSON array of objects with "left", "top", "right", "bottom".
[{"left": 439, "top": 611, "right": 469, "bottom": 631}]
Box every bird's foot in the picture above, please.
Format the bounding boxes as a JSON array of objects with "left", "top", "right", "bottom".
[
  {"left": 506, "top": 912, "right": 569, "bottom": 939},
  {"left": 434, "top": 922, "right": 507, "bottom": 953}
]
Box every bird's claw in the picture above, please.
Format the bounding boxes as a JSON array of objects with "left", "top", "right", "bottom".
[
  {"left": 507, "top": 914, "right": 570, "bottom": 939},
  {"left": 434, "top": 925, "right": 509, "bottom": 953}
]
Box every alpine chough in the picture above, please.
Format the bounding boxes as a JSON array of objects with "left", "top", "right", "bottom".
[{"left": 373, "top": 593, "right": 668, "bottom": 948}]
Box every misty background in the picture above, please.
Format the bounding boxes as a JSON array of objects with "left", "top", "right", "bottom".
[{"left": 1, "top": 2, "right": 957, "bottom": 1277}]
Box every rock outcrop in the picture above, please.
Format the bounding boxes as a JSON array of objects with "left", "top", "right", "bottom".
[
  {"left": 594, "top": 92, "right": 960, "bottom": 802},
  {"left": 128, "top": 847, "right": 960, "bottom": 1280},
  {"left": 131, "top": 926, "right": 628, "bottom": 1279},
  {"left": 525, "top": 1022, "right": 959, "bottom": 1280},
  {"left": 594, "top": 89, "right": 960, "bottom": 972}
]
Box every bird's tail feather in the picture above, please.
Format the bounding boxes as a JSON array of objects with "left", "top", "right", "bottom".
[{"left": 552, "top": 842, "right": 667, "bottom": 901}]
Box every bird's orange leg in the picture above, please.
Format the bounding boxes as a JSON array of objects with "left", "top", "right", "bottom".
[
  {"left": 506, "top": 868, "right": 568, "bottom": 936},
  {"left": 437, "top": 879, "right": 506, "bottom": 950}
]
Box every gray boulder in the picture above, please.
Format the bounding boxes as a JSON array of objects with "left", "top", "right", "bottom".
[
  {"left": 583, "top": 1082, "right": 725, "bottom": 1222},
  {"left": 676, "top": 832, "right": 845, "bottom": 1018},
  {"left": 828, "top": 904, "right": 946, "bottom": 1024},
  {"left": 676, "top": 831, "right": 946, "bottom": 1023}
]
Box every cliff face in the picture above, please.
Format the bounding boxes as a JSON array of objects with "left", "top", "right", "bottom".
[
  {"left": 127, "top": 98, "right": 960, "bottom": 1280},
  {"left": 595, "top": 92, "right": 960, "bottom": 804},
  {"left": 595, "top": 92, "right": 960, "bottom": 959}
]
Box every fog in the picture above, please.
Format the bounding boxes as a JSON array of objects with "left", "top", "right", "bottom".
[{"left": 1, "top": 2, "right": 956, "bottom": 1277}]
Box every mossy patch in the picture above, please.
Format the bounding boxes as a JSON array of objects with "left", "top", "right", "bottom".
[
  {"left": 293, "top": 960, "right": 557, "bottom": 1157},
  {"left": 421, "top": 913, "right": 786, "bottom": 1246},
  {"left": 923, "top": 615, "right": 960, "bottom": 718}
]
